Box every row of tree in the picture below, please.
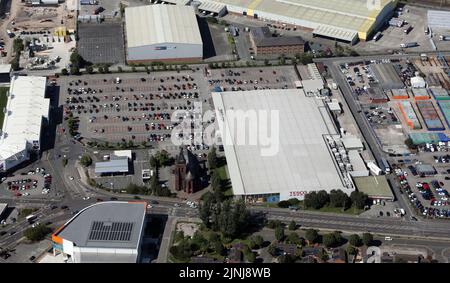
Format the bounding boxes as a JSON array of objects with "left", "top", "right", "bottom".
[
  {"left": 304, "top": 189, "right": 368, "bottom": 210},
  {"left": 199, "top": 194, "right": 250, "bottom": 239}
]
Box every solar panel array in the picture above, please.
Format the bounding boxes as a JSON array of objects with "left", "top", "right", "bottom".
[{"left": 88, "top": 221, "right": 134, "bottom": 242}]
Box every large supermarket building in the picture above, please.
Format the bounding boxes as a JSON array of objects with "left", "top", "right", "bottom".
[
  {"left": 212, "top": 89, "right": 353, "bottom": 203},
  {"left": 199, "top": 0, "right": 398, "bottom": 44}
]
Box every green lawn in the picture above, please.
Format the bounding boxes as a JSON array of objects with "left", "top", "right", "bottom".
[{"left": 0, "top": 87, "right": 9, "bottom": 128}]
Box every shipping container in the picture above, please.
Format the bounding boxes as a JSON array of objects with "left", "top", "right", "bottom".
[
  {"left": 412, "top": 88, "right": 429, "bottom": 101},
  {"left": 416, "top": 100, "right": 445, "bottom": 131},
  {"left": 430, "top": 87, "right": 450, "bottom": 100},
  {"left": 398, "top": 101, "right": 422, "bottom": 129},
  {"left": 389, "top": 88, "right": 409, "bottom": 100},
  {"left": 438, "top": 101, "right": 450, "bottom": 128}
]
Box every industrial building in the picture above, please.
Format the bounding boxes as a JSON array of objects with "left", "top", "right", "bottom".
[
  {"left": 427, "top": 10, "right": 450, "bottom": 30},
  {"left": 212, "top": 89, "right": 353, "bottom": 202},
  {"left": 94, "top": 150, "right": 132, "bottom": 176},
  {"left": 296, "top": 63, "right": 325, "bottom": 96},
  {"left": 371, "top": 63, "right": 404, "bottom": 90},
  {"left": 0, "top": 76, "right": 49, "bottom": 172},
  {"left": 51, "top": 201, "right": 147, "bottom": 263},
  {"left": 249, "top": 27, "right": 305, "bottom": 57},
  {"left": 352, "top": 175, "right": 394, "bottom": 201},
  {"left": 199, "top": 0, "right": 398, "bottom": 43},
  {"left": 125, "top": 5, "right": 203, "bottom": 63}
]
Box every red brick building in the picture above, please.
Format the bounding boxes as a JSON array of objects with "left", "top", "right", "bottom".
[
  {"left": 173, "top": 147, "right": 204, "bottom": 193},
  {"left": 249, "top": 27, "right": 305, "bottom": 57}
]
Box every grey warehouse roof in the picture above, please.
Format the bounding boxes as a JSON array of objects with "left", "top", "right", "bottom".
[
  {"left": 212, "top": 89, "right": 348, "bottom": 198},
  {"left": 427, "top": 10, "right": 450, "bottom": 29},
  {"left": 95, "top": 158, "right": 129, "bottom": 174},
  {"left": 55, "top": 201, "right": 146, "bottom": 249},
  {"left": 125, "top": 5, "right": 203, "bottom": 48}
]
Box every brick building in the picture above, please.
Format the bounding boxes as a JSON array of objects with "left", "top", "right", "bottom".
[
  {"left": 173, "top": 147, "right": 205, "bottom": 193},
  {"left": 249, "top": 27, "right": 305, "bottom": 57}
]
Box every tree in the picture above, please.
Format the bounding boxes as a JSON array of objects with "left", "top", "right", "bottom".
[
  {"left": 174, "top": 231, "right": 185, "bottom": 243},
  {"left": 212, "top": 241, "right": 224, "bottom": 255},
  {"left": 252, "top": 235, "right": 264, "bottom": 248},
  {"left": 244, "top": 251, "right": 256, "bottom": 263},
  {"left": 104, "top": 65, "right": 110, "bottom": 73},
  {"left": 267, "top": 244, "right": 277, "bottom": 256},
  {"left": 86, "top": 65, "right": 94, "bottom": 74},
  {"left": 348, "top": 234, "right": 361, "bottom": 247},
  {"left": 61, "top": 68, "right": 69, "bottom": 76},
  {"left": 70, "top": 51, "right": 85, "bottom": 68},
  {"left": 362, "top": 233, "right": 373, "bottom": 246},
  {"left": 210, "top": 170, "right": 221, "bottom": 190},
  {"left": 11, "top": 58, "right": 20, "bottom": 71},
  {"left": 169, "top": 238, "right": 193, "bottom": 261},
  {"left": 70, "top": 65, "right": 80, "bottom": 75},
  {"left": 330, "top": 189, "right": 351, "bottom": 209},
  {"left": 79, "top": 154, "right": 92, "bottom": 167},
  {"left": 275, "top": 226, "right": 285, "bottom": 242},
  {"left": 318, "top": 249, "right": 329, "bottom": 262},
  {"left": 24, "top": 224, "right": 51, "bottom": 242},
  {"left": 117, "top": 66, "right": 123, "bottom": 72},
  {"left": 405, "top": 137, "right": 417, "bottom": 150},
  {"left": 323, "top": 233, "right": 339, "bottom": 248},
  {"left": 286, "top": 232, "right": 301, "bottom": 245},
  {"left": 266, "top": 220, "right": 282, "bottom": 229},
  {"left": 305, "top": 229, "right": 319, "bottom": 244},
  {"left": 278, "top": 254, "right": 295, "bottom": 263},
  {"left": 277, "top": 200, "right": 290, "bottom": 208},
  {"left": 288, "top": 220, "right": 296, "bottom": 231},
  {"left": 98, "top": 66, "right": 104, "bottom": 73},
  {"left": 346, "top": 245, "right": 357, "bottom": 256},
  {"left": 207, "top": 147, "right": 217, "bottom": 170},
  {"left": 13, "top": 38, "right": 24, "bottom": 53},
  {"left": 350, "top": 191, "right": 369, "bottom": 209}
]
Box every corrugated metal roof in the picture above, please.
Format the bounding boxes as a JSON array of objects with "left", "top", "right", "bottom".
[
  {"left": 95, "top": 158, "right": 129, "bottom": 174},
  {"left": 313, "top": 24, "right": 358, "bottom": 42},
  {"left": 198, "top": 1, "right": 226, "bottom": 13},
  {"left": 125, "top": 5, "right": 203, "bottom": 48},
  {"left": 427, "top": 10, "right": 450, "bottom": 29},
  {"left": 0, "top": 76, "right": 49, "bottom": 162}
]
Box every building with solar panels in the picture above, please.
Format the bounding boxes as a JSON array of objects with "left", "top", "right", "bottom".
[{"left": 51, "top": 201, "right": 147, "bottom": 263}]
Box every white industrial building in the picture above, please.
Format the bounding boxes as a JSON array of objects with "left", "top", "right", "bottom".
[
  {"left": 212, "top": 89, "right": 353, "bottom": 202},
  {"left": 51, "top": 202, "right": 147, "bottom": 263},
  {"left": 0, "top": 76, "right": 49, "bottom": 172},
  {"left": 125, "top": 5, "right": 203, "bottom": 63}
]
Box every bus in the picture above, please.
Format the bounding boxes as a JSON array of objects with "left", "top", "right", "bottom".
[
  {"left": 381, "top": 158, "right": 391, "bottom": 174},
  {"left": 26, "top": 214, "right": 37, "bottom": 223},
  {"left": 373, "top": 31, "right": 382, "bottom": 41}
]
